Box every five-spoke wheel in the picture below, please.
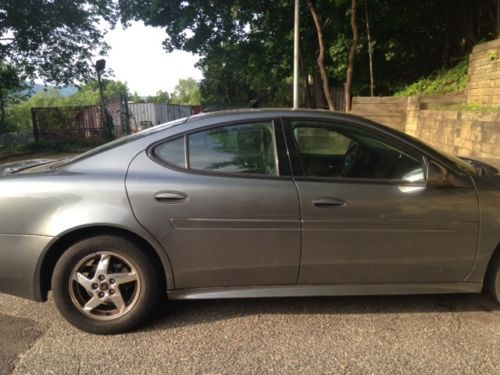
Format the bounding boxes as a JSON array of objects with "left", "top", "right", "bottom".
[{"left": 52, "top": 235, "right": 160, "bottom": 334}]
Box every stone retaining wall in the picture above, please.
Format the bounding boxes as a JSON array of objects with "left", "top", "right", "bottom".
[
  {"left": 467, "top": 39, "right": 500, "bottom": 106},
  {"left": 350, "top": 39, "right": 500, "bottom": 160},
  {"left": 413, "top": 110, "right": 500, "bottom": 159}
]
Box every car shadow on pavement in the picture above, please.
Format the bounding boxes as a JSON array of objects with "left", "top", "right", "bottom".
[{"left": 142, "top": 293, "right": 499, "bottom": 333}]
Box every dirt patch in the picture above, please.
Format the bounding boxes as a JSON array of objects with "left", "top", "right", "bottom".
[{"left": 0, "top": 314, "right": 43, "bottom": 374}]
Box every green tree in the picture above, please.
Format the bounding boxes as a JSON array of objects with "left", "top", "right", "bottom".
[
  {"left": 118, "top": 0, "right": 498, "bottom": 106},
  {"left": 146, "top": 90, "right": 171, "bottom": 104},
  {"left": 66, "top": 80, "right": 129, "bottom": 106},
  {"left": 0, "top": 63, "right": 25, "bottom": 132},
  {"left": 129, "top": 92, "right": 145, "bottom": 103},
  {"left": 170, "top": 78, "right": 201, "bottom": 105},
  {"left": 5, "top": 80, "right": 129, "bottom": 133},
  {"left": 0, "top": 0, "right": 117, "bottom": 85}
]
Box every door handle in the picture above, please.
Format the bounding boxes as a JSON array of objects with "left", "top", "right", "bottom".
[
  {"left": 154, "top": 191, "right": 188, "bottom": 203},
  {"left": 312, "top": 198, "right": 346, "bottom": 208}
]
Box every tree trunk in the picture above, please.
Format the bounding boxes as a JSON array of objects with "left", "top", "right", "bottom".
[
  {"left": 364, "top": 0, "right": 375, "bottom": 96},
  {"left": 461, "top": 0, "right": 476, "bottom": 50},
  {"left": 299, "top": 42, "right": 313, "bottom": 108},
  {"left": 307, "top": 0, "right": 336, "bottom": 111},
  {"left": 0, "top": 94, "right": 5, "bottom": 133},
  {"left": 345, "top": 0, "right": 359, "bottom": 112},
  {"left": 497, "top": 0, "right": 500, "bottom": 37},
  {"left": 312, "top": 68, "right": 324, "bottom": 108}
]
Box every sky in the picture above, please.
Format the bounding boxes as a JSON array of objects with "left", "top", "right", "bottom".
[{"left": 101, "top": 22, "right": 203, "bottom": 96}]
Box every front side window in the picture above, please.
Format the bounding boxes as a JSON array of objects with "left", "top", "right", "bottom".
[
  {"left": 188, "top": 121, "right": 278, "bottom": 176},
  {"left": 291, "top": 121, "right": 424, "bottom": 182}
]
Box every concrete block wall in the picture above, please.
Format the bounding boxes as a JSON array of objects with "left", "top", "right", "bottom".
[
  {"left": 467, "top": 39, "right": 500, "bottom": 106},
  {"left": 414, "top": 110, "right": 500, "bottom": 159},
  {"left": 351, "top": 97, "right": 407, "bottom": 131}
]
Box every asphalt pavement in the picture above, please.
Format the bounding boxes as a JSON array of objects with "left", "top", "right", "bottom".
[{"left": 0, "top": 292, "right": 499, "bottom": 374}]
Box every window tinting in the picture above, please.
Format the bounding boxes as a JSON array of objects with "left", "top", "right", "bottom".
[
  {"left": 188, "top": 122, "right": 277, "bottom": 176},
  {"left": 154, "top": 136, "right": 185, "bottom": 168},
  {"left": 292, "top": 121, "right": 424, "bottom": 182},
  {"left": 294, "top": 127, "right": 351, "bottom": 155}
]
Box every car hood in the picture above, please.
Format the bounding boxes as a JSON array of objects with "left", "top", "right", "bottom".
[
  {"left": 460, "top": 157, "right": 499, "bottom": 176},
  {"left": 0, "top": 159, "right": 58, "bottom": 176}
]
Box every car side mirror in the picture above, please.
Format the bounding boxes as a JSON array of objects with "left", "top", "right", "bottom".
[
  {"left": 427, "top": 160, "right": 449, "bottom": 186},
  {"left": 426, "top": 159, "right": 471, "bottom": 187}
]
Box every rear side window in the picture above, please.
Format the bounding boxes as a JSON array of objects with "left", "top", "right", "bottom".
[
  {"left": 153, "top": 121, "right": 278, "bottom": 176},
  {"left": 154, "top": 136, "right": 185, "bottom": 168},
  {"left": 189, "top": 121, "right": 277, "bottom": 176}
]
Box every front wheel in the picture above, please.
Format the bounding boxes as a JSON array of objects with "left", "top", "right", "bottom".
[{"left": 52, "top": 235, "right": 160, "bottom": 334}]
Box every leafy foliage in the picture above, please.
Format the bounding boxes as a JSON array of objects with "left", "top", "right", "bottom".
[
  {"left": 170, "top": 78, "right": 201, "bottom": 105},
  {"left": 146, "top": 91, "right": 171, "bottom": 104},
  {"left": 0, "top": 0, "right": 117, "bottom": 85},
  {"left": 5, "top": 80, "right": 128, "bottom": 132},
  {"left": 0, "top": 63, "right": 26, "bottom": 132},
  {"left": 394, "top": 58, "right": 469, "bottom": 97},
  {"left": 120, "top": 0, "right": 497, "bottom": 107}
]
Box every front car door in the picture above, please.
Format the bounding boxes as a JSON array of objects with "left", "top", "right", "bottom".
[
  {"left": 126, "top": 118, "right": 301, "bottom": 289},
  {"left": 283, "top": 117, "right": 479, "bottom": 285}
]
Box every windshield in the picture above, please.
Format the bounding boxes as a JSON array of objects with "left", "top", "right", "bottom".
[
  {"left": 373, "top": 123, "right": 476, "bottom": 175},
  {"left": 410, "top": 137, "right": 476, "bottom": 174}
]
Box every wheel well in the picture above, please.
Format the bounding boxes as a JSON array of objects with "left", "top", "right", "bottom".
[
  {"left": 40, "top": 226, "right": 167, "bottom": 300},
  {"left": 484, "top": 243, "right": 500, "bottom": 285}
]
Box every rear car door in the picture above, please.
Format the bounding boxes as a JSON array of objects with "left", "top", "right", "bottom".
[
  {"left": 126, "top": 119, "right": 301, "bottom": 289},
  {"left": 284, "top": 118, "right": 479, "bottom": 284}
]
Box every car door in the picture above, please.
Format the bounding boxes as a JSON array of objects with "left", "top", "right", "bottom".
[
  {"left": 284, "top": 118, "right": 479, "bottom": 284},
  {"left": 126, "top": 119, "right": 301, "bottom": 289}
]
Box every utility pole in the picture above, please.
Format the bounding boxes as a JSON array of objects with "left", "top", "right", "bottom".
[
  {"left": 497, "top": 0, "right": 500, "bottom": 38},
  {"left": 293, "top": 0, "right": 300, "bottom": 109},
  {"left": 95, "top": 59, "right": 113, "bottom": 140}
]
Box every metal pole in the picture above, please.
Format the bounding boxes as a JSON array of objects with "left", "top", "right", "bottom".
[
  {"left": 293, "top": 0, "right": 300, "bottom": 109},
  {"left": 97, "top": 71, "right": 106, "bottom": 122}
]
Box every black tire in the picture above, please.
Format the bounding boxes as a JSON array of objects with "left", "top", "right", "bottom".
[
  {"left": 52, "top": 235, "right": 160, "bottom": 334},
  {"left": 486, "top": 252, "right": 500, "bottom": 304}
]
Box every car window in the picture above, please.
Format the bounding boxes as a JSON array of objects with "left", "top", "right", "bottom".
[
  {"left": 291, "top": 121, "right": 425, "bottom": 182},
  {"left": 294, "top": 126, "right": 351, "bottom": 155},
  {"left": 188, "top": 121, "right": 278, "bottom": 176},
  {"left": 154, "top": 136, "right": 185, "bottom": 168}
]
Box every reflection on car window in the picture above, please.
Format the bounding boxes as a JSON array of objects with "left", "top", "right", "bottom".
[
  {"left": 188, "top": 122, "right": 277, "bottom": 176},
  {"left": 291, "top": 121, "right": 424, "bottom": 182},
  {"left": 294, "top": 127, "right": 351, "bottom": 155},
  {"left": 154, "top": 136, "right": 185, "bottom": 168}
]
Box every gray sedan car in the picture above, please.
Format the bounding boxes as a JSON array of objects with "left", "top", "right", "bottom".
[{"left": 1, "top": 109, "right": 499, "bottom": 334}]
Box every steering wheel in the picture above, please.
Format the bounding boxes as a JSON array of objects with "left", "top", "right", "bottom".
[{"left": 339, "top": 142, "right": 359, "bottom": 177}]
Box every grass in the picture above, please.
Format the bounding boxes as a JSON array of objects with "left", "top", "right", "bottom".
[{"left": 394, "top": 58, "right": 469, "bottom": 97}]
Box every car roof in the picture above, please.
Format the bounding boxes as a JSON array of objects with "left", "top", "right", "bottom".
[{"left": 187, "top": 108, "right": 357, "bottom": 122}]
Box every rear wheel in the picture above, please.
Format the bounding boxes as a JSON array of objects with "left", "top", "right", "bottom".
[
  {"left": 486, "top": 252, "right": 500, "bottom": 304},
  {"left": 52, "top": 235, "right": 160, "bottom": 334}
]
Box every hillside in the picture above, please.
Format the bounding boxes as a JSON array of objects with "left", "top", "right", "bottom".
[{"left": 394, "top": 59, "right": 468, "bottom": 97}]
